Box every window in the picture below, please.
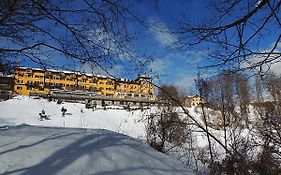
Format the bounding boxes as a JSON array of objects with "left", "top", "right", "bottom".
[
  {"left": 106, "top": 93, "right": 113, "bottom": 97},
  {"left": 106, "top": 82, "right": 114, "bottom": 85},
  {"left": 16, "top": 86, "right": 22, "bottom": 90},
  {"left": 27, "top": 86, "right": 32, "bottom": 90},
  {"left": 91, "top": 79, "right": 97, "bottom": 83}
]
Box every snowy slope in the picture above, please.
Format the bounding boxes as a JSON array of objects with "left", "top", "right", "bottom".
[
  {"left": 0, "top": 96, "right": 148, "bottom": 139},
  {"left": 0, "top": 125, "right": 195, "bottom": 175}
]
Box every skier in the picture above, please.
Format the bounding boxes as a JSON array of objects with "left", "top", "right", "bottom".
[
  {"left": 39, "top": 109, "right": 47, "bottom": 120},
  {"left": 93, "top": 101, "right": 97, "bottom": 111},
  {"left": 61, "top": 107, "right": 67, "bottom": 116}
]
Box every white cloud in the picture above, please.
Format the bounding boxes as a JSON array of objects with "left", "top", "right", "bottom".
[
  {"left": 184, "top": 51, "right": 205, "bottom": 66},
  {"left": 148, "top": 58, "right": 169, "bottom": 75},
  {"left": 78, "top": 63, "right": 124, "bottom": 77},
  {"left": 108, "top": 64, "right": 124, "bottom": 76},
  {"left": 148, "top": 18, "right": 178, "bottom": 47},
  {"left": 186, "top": 56, "right": 202, "bottom": 65},
  {"left": 268, "top": 61, "right": 281, "bottom": 75},
  {"left": 174, "top": 74, "right": 197, "bottom": 94},
  {"left": 239, "top": 40, "right": 281, "bottom": 75},
  {"left": 241, "top": 53, "right": 281, "bottom": 75},
  {"left": 88, "top": 28, "right": 133, "bottom": 60}
]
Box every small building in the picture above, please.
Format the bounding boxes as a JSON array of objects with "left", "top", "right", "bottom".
[
  {"left": 183, "top": 95, "right": 202, "bottom": 107},
  {"left": 0, "top": 73, "right": 14, "bottom": 100}
]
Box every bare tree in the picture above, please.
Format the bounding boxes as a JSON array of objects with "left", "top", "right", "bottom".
[
  {"left": 253, "top": 73, "right": 281, "bottom": 158},
  {"left": 146, "top": 1, "right": 281, "bottom": 173},
  {"left": 0, "top": 0, "right": 147, "bottom": 73},
  {"left": 195, "top": 71, "right": 255, "bottom": 174},
  {"left": 0, "top": 59, "right": 15, "bottom": 74},
  {"left": 146, "top": 104, "right": 190, "bottom": 153},
  {"left": 157, "top": 84, "right": 181, "bottom": 105},
  {"left": 175, "top": 0, "right": 281, "bottom": 73}
]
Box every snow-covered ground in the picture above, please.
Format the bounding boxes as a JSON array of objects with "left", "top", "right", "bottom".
[
  {"left": 0, "top": 96, "right": 147, "bottom": 139},
  {"left": 0, "top": 125, "right": 195, "bottom": 175},
  {"left": 0, "top": 96, "right": 195, "bottom": 174}
]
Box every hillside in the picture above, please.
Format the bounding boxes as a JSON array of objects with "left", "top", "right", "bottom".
[
  {"left": 0, "top": 125, "right": 195, "bottom": 175},
  {"left": 0, "top": 96, "right": 147, "bottom": 139},
  {"left": 0, "top": 96, "right": 197, "bottom": 174}
]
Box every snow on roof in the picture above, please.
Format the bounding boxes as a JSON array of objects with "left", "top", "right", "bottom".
[
  {"left": 18, "top": 67, "right": 116, "bottom": 79},
  {"left": 138, "top": 74, "right": 150, "bottom": 79},
  {"left": 186, "top": 95, "right": 201, "bottom": 98},
  {"left": 0, "top": 73, "right": 14, "bottom": 78}
]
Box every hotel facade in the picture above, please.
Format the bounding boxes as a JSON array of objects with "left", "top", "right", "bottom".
[{"left": 14, "top": 67, "right": 154, "bottom": 99}]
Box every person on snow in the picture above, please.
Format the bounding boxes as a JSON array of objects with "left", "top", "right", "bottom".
[
  {"left": 61, "top": 107, "right": 67, "bottom": 116},
  {"left": 39, "top": 109, "right": 47, "bottom": 120}
]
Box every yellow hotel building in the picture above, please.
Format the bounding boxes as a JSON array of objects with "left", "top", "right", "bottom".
[{"left": 14, "top": 67, "right": 154, "bottom": 99}]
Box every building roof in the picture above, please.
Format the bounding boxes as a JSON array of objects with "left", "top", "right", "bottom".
[
  {"left": 18, "top": 67, "right": 114, "bottom": 79},
  {"left": 0, "top": 72, "right": 14, "bottom": 78},
  {"left": 17, "top": 67, "right": 151, "bottom": 84}
]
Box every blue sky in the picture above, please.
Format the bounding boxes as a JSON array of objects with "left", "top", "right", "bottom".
[
  {"left": 129, "top": 1, "right": 212, "bottom": 93},
  {"left": 132, "top": 0, "right": 281, "bottom": 93},
  {"left": 13, "top": 1, "right": 209, "bottom": 94},
  {"left": 11, "top": 0, "right": 281, "bottom": 94}
]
